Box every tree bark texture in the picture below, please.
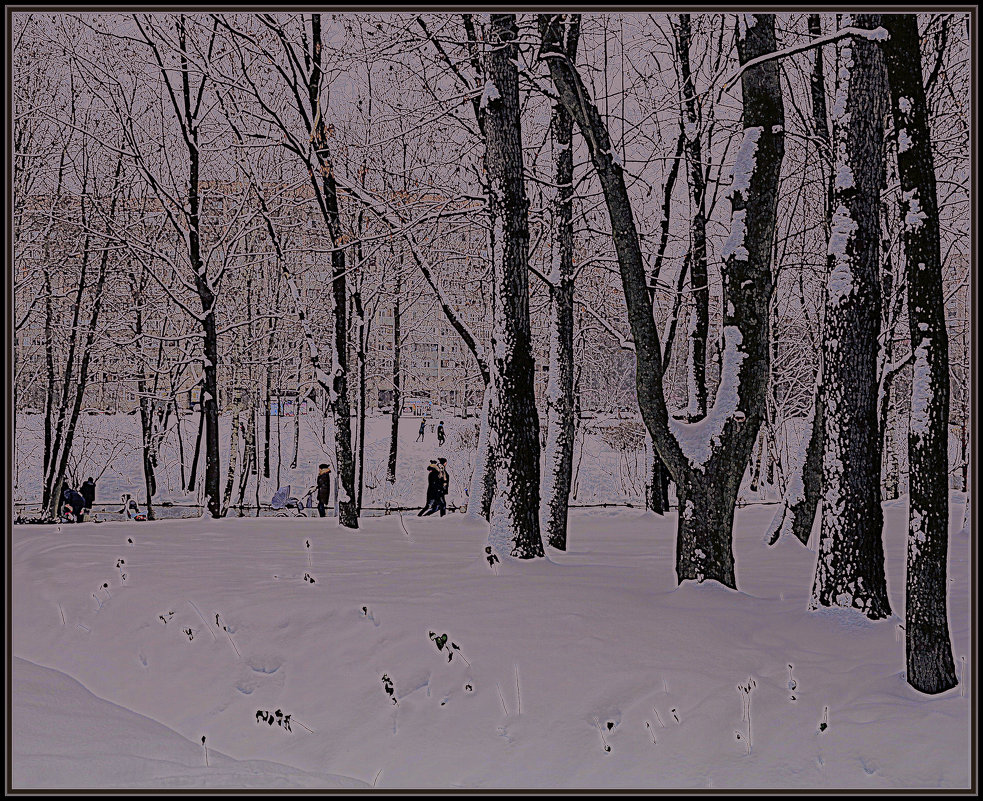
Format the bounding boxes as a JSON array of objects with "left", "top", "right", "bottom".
[
  {"left": 810, "top": 15, "right": 892, "bottom": 620},
  {"left": 882, "top": 13, "right": 957, "bottom": 693}
]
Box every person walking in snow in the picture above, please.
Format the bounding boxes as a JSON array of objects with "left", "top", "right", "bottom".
[
  {"left": 417, "top": 417, "right": 427, "bottom": 442},
  {"left": 316, "top": 463, "right": 332, "bottom": 518},
  {"left": 80, "top": 477, "right": 96, "bottom": 516},
  {"left": 418, "top": 461, "right": 442, "bottom": 516},
  {"left": 437, "top": 421, "right": 445, "bottom": 447},
  {"left": 435, "top": 457, "right": 450, "bottom": 517}
]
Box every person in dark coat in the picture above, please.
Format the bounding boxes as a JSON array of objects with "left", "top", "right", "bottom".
[
  {"left": 416, "top": 417, "right": 427, "bottom": 442},
  {"left": 316, "top": 463, "right": 332, "bottom": 518},
  {"left": 437, "top": 421, "right": 445, "bottom": 447},
  {"left": 418, "top": 461, "right": 441, "bottom": 516},
  {"left": 80, "top": 477, "right": 96, "bottom": 513},
  {"left": 61, "top": 488, "right": 87, "bottom": 522},
  {"left": 435, "top": 457, "right": 449, "bottom": 517}
]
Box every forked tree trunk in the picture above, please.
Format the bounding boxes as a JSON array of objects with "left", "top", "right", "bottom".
[{"left": 541, "top": 13, "right": 785, "bottom": 588}]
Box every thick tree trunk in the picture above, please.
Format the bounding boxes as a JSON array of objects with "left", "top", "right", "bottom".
[
  {"left": 809, "top": 15, "right": 892, "bottom": 619},
  {"left": 541, "top": 17, "right": 580, "bottom": 551},
  {"left": 882, "top": 14, "right": 957, "bottom": 694},
  {"left": 541, "top": 13, "right": 785, "bottom": 587},
  {"left": 482, "top": 14, "right": 543, "bottom": 559}
]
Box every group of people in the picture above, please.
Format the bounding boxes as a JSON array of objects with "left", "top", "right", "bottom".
[
  {"left": 415, "top": 418, "right": 446, "bottom": 447},
  {"left": 419, "top": 457, "right": 450, "bottom": 517},
  {"left": 60, "top": 477, "right": 96, "bottom": 522}
]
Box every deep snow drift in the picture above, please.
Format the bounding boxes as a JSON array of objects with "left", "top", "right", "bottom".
[{"left": 11, "top": 497, "right": 971, "bottom": 789}]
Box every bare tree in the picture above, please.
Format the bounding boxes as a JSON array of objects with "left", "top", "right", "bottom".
[{"left": 542, "top": 13, "right": 785, "bottom": 587}]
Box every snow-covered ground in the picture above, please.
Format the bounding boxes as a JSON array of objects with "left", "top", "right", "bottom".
[
  {"left": 14, "top": 412, "right": 668, "bottom": 515},
  {"left": 11, "top": 495, "right": 971, "bottom": 789}
]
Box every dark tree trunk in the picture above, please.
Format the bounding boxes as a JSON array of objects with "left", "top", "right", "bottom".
[
  {"left": 882, "top": 14, "right": 957, "bottom": 694},
  {"left": 646, "top": 445, "right": 671, "bottom": 514},
  {"left": 541, "top": 16, "right": 580, "bottom": 551},
  {"left": 676, "top": 14, "right": 709, "bottom": 421},
  {"left": 387, "top": 277, "right": 401, "bottom": 485},
  {"left": 133, "top": 273, "right": 157, "bottom": 520},
  {"left": 174, "top": 18, "right": 222, "bottom": 519},
  {"left": 43, "top": 162, "right": 121, "bottom": 519},
  {"left": 263, "top": 315, "right": 277, "bottom": 479},
  {"left": 354, "top": 289, "right": 368, "bottom": 517},
  {"left": 541, "top": 13, "right": 785, "bottom": 588},
  {"left": 810, "top": 15, "right": 892, "bottom": 619},
  {"left": 768, "top": 13, "right": 831, "bottom": 547},
  {"left": 307, "top": 14, "right": 358, "bottom": 528},
  {"left": 482, "top": 14, "right": 543, "bottom": 559}
]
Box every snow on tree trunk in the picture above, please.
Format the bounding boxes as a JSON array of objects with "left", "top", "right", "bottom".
[
  {"left": 809, "top": 15, "right": 892, "bottom": 620},
  {"left": 677, "top": 13, "right": 709, "bottom": 422},
  {"left": 481, "top": 14, "right": 544, "bottom": 559},
  {"left": 467, "top": 383, "right": 496, "bottom": 522},
  {"left": 541, "top": 13, "right": 785, "bottom": 587},
  {"left": 671, "top": 18, "right": 785, "bottom": 587},
  {"left": 882, "top": 13, "right": 957, "bottom": 694},
  {"left": 541, "top": 17, "right": 580, "bottom": 551},
  {"left": 308, "top": 13, "right": 358, "bottom": 530}
]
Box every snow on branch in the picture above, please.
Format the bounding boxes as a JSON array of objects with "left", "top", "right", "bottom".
[
  {"left": 722, "top": 26, "right": 889, "bottom": 92},
  {"left": 668, "top": 326, "right": 747, "bottom": 470}
]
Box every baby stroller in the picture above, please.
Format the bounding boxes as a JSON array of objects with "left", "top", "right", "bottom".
[{"left": 270, "top": 485, "right": 312, "bottom": 517}]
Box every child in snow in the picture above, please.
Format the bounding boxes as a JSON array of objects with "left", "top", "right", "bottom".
[{"left": 61, "top": 487, "right": 87, "bottom": 522}]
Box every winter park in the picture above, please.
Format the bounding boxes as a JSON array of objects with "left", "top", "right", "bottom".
[{"left": 9, "top": 11, "right": 975, "bottom": 791}]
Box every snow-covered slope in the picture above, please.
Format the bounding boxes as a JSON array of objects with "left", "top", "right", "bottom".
[{"left": 11, "top": 497, "right": 971, "bottom": 789}]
